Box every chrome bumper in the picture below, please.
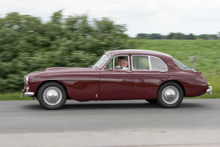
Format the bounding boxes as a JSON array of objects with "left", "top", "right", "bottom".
[
  {"left": 21, "top": 89, "right": 35, "bottom": 98},
  {"left": 206, "top": 85, "right": 212, "bottom": 95}
]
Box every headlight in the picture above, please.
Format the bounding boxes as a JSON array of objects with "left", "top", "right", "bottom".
[{"left": 25, "top": 76, "right": 29, "bottom": 85}]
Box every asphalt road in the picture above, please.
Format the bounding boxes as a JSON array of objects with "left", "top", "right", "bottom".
[
  {"left": 0, "top": 99, "right": 220, "bottom": 147},
  {"left": 0, "top": 99, "right": 220, "bottom": 133}
]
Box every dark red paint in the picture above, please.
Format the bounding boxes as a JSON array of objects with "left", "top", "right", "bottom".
[{"left": 24, "top": 49, "right": 209, "bottom": 101}]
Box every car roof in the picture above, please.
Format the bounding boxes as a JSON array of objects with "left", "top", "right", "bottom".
[{"left": 105, "top": 49, "right": 172, "bottom": 58}]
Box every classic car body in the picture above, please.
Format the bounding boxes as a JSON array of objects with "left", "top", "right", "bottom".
[{"left": 22, "top": 49, "right": 212, "bottom": 109}]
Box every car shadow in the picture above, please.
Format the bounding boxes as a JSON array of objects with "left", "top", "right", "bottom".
[
  {"left": 63, "top": 102, "right": 159, "bottom": 110},
  {"left": 23, "top": 104, "right": 44, "bottom": 110},
  {"left": 179, "top": 102, "right": 207, "bottom": 108},
  {"left": 23, "top": 101, "right": 207, "bottom": 110},
  {"left": 23, "top": 101, "right": 159, "bottom": 110}
]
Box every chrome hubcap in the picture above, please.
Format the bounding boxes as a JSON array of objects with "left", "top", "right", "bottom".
[
  {"left": 161, "top": 86, "right": 179, "bottom": 104},
  {"left": 43, "top": 86, "right": 62, "bottom": 106}
]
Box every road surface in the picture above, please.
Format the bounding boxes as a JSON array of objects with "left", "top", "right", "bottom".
[{"left": 0, "top": 99, "right": 220, "bottom": 147}]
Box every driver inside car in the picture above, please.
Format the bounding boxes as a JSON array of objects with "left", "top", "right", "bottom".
[{"left": 120, "top": 58, "right": 129, "bottom": 70}]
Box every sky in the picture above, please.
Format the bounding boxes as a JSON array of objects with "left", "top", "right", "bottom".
[{"left": 1, "top": 0, "right": 220, "bottom": 37}]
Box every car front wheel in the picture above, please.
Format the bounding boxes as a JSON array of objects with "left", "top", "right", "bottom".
[
  {"left": 37, "top": 82, "right": 67, "bottom": 110},
  {"left": 157, "top": 82, "right": 183, "bottom": 108}
]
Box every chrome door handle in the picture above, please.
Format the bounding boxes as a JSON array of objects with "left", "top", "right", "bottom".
[{"left": 126, "top": 71, "right": 132, "bottom": 73}]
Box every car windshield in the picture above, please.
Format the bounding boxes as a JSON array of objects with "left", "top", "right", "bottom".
[
  {"left": 94, "top": 54, "right": 110, "bottom": 69},
  {"left": 173, "top": 58, "right": 192, "bottom": 70}
]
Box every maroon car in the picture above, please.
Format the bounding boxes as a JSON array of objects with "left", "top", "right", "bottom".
[{"left": 21, "top": 49, "right": 212, "bottom": 109}]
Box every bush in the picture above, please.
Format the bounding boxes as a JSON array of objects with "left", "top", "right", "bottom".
[{"left": 0, "top": 10, "right": 137, "bottom": 92}]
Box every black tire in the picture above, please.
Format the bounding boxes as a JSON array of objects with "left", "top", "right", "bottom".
[
  {"left": 157, "top": 82, "right": 183, "bottom": 108},
  {"left": 146, "top": 99, "right": 157, "bottom": 103},
  {"left": 37, "top": 82, "right": 67, "bottom": 110}
]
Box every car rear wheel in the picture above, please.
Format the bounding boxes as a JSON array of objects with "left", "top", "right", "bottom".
[
  {"left": 37, "top": 82, "right": 67, "bottom": 110},
  {"left": 157, "top": 82, "right": 183, "bottom": 108}
]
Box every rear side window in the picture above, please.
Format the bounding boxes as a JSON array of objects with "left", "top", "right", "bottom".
[
  {"left": 132, "top": 56, "right": 150, "bottom": 70},
  {"left": 173, "top": 58, "right": 191, "bottom": 70},
  {"left": 150, "top": 56, "right": 168, "bottom": 71}
]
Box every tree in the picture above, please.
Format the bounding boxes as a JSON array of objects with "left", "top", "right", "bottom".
[
  {"left": 150, "top": 33, "right": 161, "bottom": 39},
  {"left": 136, "top": 33, "right": 151, "bottom": 39},
  {"left": 185, "top": 33, "right": 195, "bottom": 40},
  {"left": 0, "top": 10, "right": 135, "bottom": 92},
  {"left": 167, "top": 33, "right": 174, "bottom": 39}
]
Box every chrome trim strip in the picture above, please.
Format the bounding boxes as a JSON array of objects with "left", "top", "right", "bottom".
[
  {"left": 24, "top": 75, "right": 26, "bottom": 82},
  {"left": 100, "top": 79, "right": 124, "bottom": 82},
  {"left": 47, "top": 79, "right": 99, "bottom": 81},
  {"left": 25, "top": 76, "right": 29, "bottom": 85},
  {"left": 206, "top": 85, "right": 212, "bottom": 95},
  {"left": 149, "top": 56, "right": 152, "bottom": 70},
  {"left": 21, "top": 92, "right": 34, "bottom": 98},
  {"left": 113, "top": 56, "right": 115, "bottom": 70},
  {"left": 21, "top": 89, "right": 24, "bottom": 98}
]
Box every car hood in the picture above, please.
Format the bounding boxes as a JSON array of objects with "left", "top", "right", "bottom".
[{"left": 27, "top": 67, "right": 99, "bottom": 79}]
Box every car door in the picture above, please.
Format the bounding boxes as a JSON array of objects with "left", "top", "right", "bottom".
[
  {"left": 99, "top": 55, "right": 133, "bottom": 100},
  {"left": 132, "top": 55, "right": 169, "bottom": 99}
]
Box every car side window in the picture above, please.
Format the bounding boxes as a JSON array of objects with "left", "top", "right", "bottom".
[
  {"left": 150, "top": 56, "right": 167, "bottom": 71},
  {"left": 103, "top": 55, "right": 129, "bottom": 71},
  {"left": 103, "top": 58, "right": 113, "bottom": 70},
  {"left": 132, "top": 55, "right": 150, "bottom": 70},
  {"left": 114, "top": 55, "right": 129, "bottom": 70},
  {"left": 173, "top": 58, "right": 191, "bottom": 70}
]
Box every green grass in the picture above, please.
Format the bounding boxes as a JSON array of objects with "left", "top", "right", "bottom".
[
  {"left": 0, "top": 92, "right": 33, "bottom": 100},
  {"left": 136, "top": 40, "right": 220, "bottom": 73}
]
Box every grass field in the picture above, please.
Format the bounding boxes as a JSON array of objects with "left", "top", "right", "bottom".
[
  {"left": 0, "top": 40, "right": 219, "bottom": 100},
  {"left": 136, "top": 40, "right": 220, "bottom": 73},
  {"left": 0, "top": 92, "right": 32, "bottom": 100}
]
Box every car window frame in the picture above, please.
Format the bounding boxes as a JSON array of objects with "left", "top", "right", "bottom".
[
  {"left": 94, "top": 54, "right": 110, "bottom": 69},
  {"left": 101, "top": 54, "right": 130, "bottom": 71},
  {"left": 131, "top": 55, "right": 168, "bottom": 71},
  {"left": 150, "top": 56, "right": 168, "bottom": 71},
  {"left": 173, "top": 58, "right": 192, "bottom": 70},
  {"left": 131, "top": 55, "right": 151, "bottom": 71}
]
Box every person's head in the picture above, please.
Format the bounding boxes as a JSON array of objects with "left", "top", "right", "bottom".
[
  {"left": 118, "top": 56, "right": 125, "bottom": 65},
  {"left": 120, "top": 58, "right": 128, "bottom": 69}
]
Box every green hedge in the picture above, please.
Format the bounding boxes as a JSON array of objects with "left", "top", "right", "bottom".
[{"left": 0, "top": 10, "right": 138, "bottom": 92}]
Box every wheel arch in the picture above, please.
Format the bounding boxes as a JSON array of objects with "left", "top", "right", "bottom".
[
  {"left": 36, "top": 80, "right": 70, "bottom": 99},
  {"left": 158, "top": 80, "right": 186, "bottom": 97}
]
